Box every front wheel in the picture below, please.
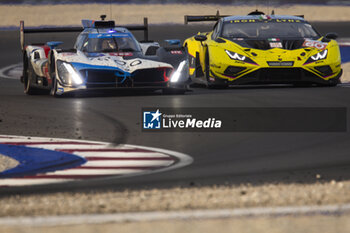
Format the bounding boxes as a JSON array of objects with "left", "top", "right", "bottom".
[
  {"left": 315, "top": 78, "right": 339, "bottom": 87},
  {"left": 204, "top": 50, "right": 228, "bottom": 89},
  {"left": 49, "top": 57, "right": 62, "bottom": 97},
  {"left": 24, "top": 60, "right": 40, "bottom": 95},
  {"left": 326, "top": 78, "right": 339, "bottom": 87},
  {"left": 50, "top": 75, "right": 61, "bottom": 97}
]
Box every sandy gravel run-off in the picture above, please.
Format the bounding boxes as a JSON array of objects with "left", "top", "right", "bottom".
[
  {"left": 2, "top": 214, "right": 350, "bottom": 233},
  {"left": 341, "top": 62, "right": 350, "bottom": 83},
  {"left": 0, "top": 4, "right": 350, "bottom": 27},
  {"left": 0, "top": 154, "right": 18, "bottom": 173},
  {"left": 1, "top": 179, "right": 350, "bottom": 217}
]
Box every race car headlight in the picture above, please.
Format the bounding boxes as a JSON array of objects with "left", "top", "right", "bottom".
[
  {"left": 225, "top": 50, "right": 246, "bottom": 61},
  {"left": 311, "top": 50, "right": 328, "bottom": 61},
  {"left": 170, "top": 60, "right": 189, "bottom": 83},
  {"left": 225, "top": 50, "right": 257, "bottom": 65},
  {"left": 305, "top": 49, "right": 328, "bottom": 64},
  {"left": 57, "top": 61, "right": 83, "bottom": 86}
]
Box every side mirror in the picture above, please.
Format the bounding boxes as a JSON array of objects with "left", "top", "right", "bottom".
[
  {"left": 194, "top": 35, "right": 207, "bottom": 42},
  {"left": 325, "top": 32, "right": 338, "bottom": 40}
]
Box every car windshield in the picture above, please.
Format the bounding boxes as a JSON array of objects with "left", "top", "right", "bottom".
[
  {"left": 221, "top": 22, "right": 319, "bottom": 39},
  {"left": 82, "top": 34, "right": 141, "bottom": 53}
]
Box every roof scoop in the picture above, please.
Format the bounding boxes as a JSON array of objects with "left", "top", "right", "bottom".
[
  {"left": 82, "top": 16, "right": 115, "bottom": 28},
  {"left": 248, "top": 10, "right": 265, "bottom": 15}
]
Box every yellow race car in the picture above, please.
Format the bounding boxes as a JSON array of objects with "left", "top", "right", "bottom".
[{"left": 184, "top": 11, "right": 342, "bottom": 88}]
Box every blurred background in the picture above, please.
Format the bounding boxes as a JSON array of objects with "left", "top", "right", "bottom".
[
  {"left": 0, "top": 1, "right": 350, "bottom": 28},
  {"left": 0, "top": 0, "right": 349, "bottom": 5}
]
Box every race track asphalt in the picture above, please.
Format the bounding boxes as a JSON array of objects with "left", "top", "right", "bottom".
[{"left": 1, "top": 23, "right": 350, "bottom": 193}]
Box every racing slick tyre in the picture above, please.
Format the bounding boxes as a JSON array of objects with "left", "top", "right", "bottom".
[
  {"left": 322, "top": 78, "right": 340, "bottom": 87},
  {"left": 50, "top": 74, "right": 66, "bottom": 98},
  {"left": 23, "top": 57, "right": 41, "bottom": 95},
  {"left": 205, "top": 50, "right": 228, "bottom": 89},
  {"left": 51, "top": 75, "right": 74, "bottom": 98},
  {"left": 326, "top": 82, "right": 338, "bottom": 87},
  {"left": 50, "top": 75, "right": 59, "bottom": 97},
  {"left": 49, "top": 56, "right": 62, "bottom": 98},
  {"left": 315, "top": 79, "right": 339, "bottom": 87}
]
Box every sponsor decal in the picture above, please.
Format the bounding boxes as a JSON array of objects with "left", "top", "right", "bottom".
[
  {"left": 42, "top": 63, "right": 49, "bottom": 79},
  {"left": 170, "top": 50, "right": 183, "bottom": 55},
  {"left": 268, "top": 38, "right": 280, "bottom": 42},
  {"left": 275, "top": 19, "right": 301, "bottom": 23},
  {"left": 230, "top": 19, "right": 302, "bottom": 23},
  {"left": 109, "top": 52, "right": 133, "bottom": 57},
  {"left": 303, "top": 39, "right": 327, "bottom": 50},
  {"left": 259, "top": 15, "right": 271, "bottom": 20},
  {"left": 56, "top": 88, "right": 64, "bottom": 94},
  {"left": 60, "top": 53, "right": 75, "bottom": 57},
  {"left": 269, "top": 42, "right": 283, "bottom": 48},
  {"left": 267, "top": 61, "right": 294, "bottom": 66},
  {"left": 231, "top": 19, "right": 258, "bottom": 23}
]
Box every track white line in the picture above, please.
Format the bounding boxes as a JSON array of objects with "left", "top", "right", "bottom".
[
  {"left": 0, "top": 63, "right": 22, "bottom": 79},
  {"left": 1, "top": 203, "right": 350, "bottom": 227},
  {"left": 68, "top": 152, "right": 171, "bottom": 158}
]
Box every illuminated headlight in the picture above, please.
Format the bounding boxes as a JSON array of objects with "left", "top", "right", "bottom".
[
  {"left": 225, "top": 50, "right": 257, "bottom": 65},
  {"left": 225, "top": 50, "right": 246, "bottom": 61},
  {"left": 170, "top": 60, "right": 189, "bottom": 83},
  {"left": 305, "top": 50, "right": 328, "bottom": 64},
  {"left": 311, "top": 50, "right": 328, "bottom": 61},
  {"left": 57, "top": 61, "right": 83, "bottom": 86}
]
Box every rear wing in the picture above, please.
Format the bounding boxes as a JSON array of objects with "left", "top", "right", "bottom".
[
  {"left": 184, "top": 11, "right": 228, "bottom": 24},
  {"left": 184, "top": 10, "right": 305, "bottom": 24},
  {"left": 20, "top": 17, "right": 149, "bottom": 51}
]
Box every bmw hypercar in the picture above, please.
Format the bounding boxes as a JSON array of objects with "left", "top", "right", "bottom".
[
  {"left": 184, "top": 11, "right": 342, "bottom": 88},
  {"left": 20, "top": 17, "right": 189, "bottom": 96}
]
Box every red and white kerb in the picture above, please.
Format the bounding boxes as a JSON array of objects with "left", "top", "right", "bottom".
[{"left": 0, "top": 135, "right": 192, "bottom": 187}]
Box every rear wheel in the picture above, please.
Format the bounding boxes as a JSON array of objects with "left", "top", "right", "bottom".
[
  {"left": 23, "top": 58, "right": 40, "bottom": 95},
  {"left": 205, "top": 50, "right": 228, "bottom": 89}
]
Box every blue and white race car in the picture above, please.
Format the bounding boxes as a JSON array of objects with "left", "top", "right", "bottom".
[{"left": 20, "top": 17, "right": 189, "bottom": 96}]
